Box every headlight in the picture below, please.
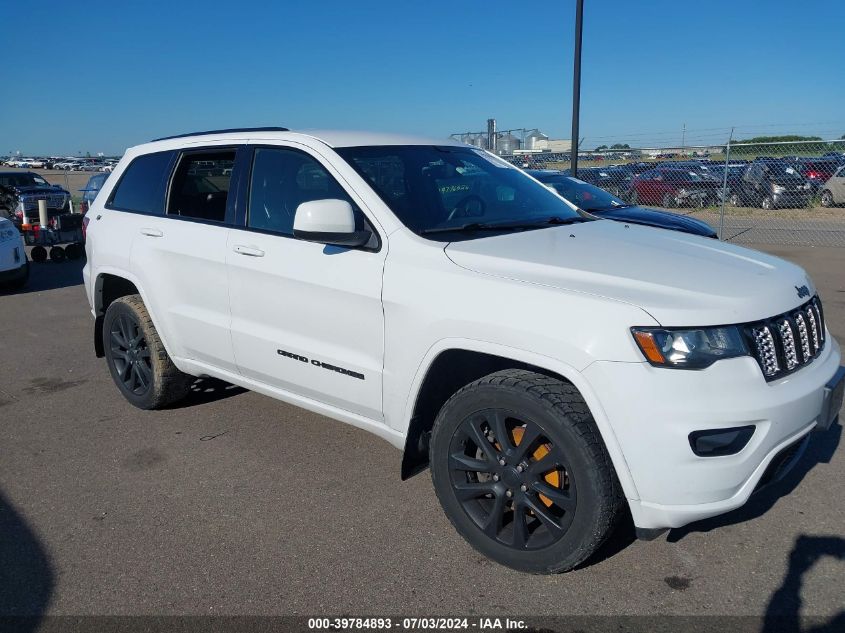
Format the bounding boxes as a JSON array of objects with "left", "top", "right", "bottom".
[
  {"left": 771, "top": 184, "right": 785, "bottom": 194},
  {"left": 677, "top": 188, "right": 688, "bottom": 197},
  {"left": 631, "top": 326, "right": 748, "bottom": 369}
]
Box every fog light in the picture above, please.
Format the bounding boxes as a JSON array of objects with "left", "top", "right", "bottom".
[{"left": 689, "top": 425, "right": 755, "bottom": 457}]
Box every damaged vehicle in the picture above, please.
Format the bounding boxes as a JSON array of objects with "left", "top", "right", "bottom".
[{"left": 0, "top": 171, "right": 71, "bottom": 226}]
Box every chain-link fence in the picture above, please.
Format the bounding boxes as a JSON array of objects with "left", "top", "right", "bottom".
[{"left": 498, "top": 138, "right": 845, "bottom": 247}]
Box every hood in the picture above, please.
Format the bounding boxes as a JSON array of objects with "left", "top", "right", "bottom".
[
  {"left": 444, "top": 220, "right": 813, "bottom": 326},
  {"left": 594, "top": 205, "right": 717, "bottom": 238}
]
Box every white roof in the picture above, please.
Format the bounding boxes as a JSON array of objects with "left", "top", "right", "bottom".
[
  {"left": 134, "top": 129, "right": 467, "bottom": 153},
  {"left": 296, "top": 129, "right": 464, "bottom": 148}
]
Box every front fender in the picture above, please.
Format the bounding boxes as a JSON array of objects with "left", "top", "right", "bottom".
[{"left": 398, "top": 337, "right": 641, "bottom": 502}]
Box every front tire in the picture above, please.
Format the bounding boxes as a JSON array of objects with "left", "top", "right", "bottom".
[
  {"left": 430, "top": 369, "right": 621, "bottom": 574},
  {"left": 103, "top": 294, "right": 192, "bottom": 409},
  {"left": 761, "top": 195, "right": 774, "bottom": 210}
]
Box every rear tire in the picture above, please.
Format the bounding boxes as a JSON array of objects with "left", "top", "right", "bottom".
[
  {"left": 430, "top": 369, "right": 621, "bottom": 574},
  {"left": 103, "top": 294, "right": 193, "bottom": 409},
  {"left": 820, "top": 190, "right": 834, "bottom": 208}
]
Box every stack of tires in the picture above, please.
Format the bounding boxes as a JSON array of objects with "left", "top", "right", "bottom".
[{"left": 30, "top": 242, "right": 85, "bottom": 263}]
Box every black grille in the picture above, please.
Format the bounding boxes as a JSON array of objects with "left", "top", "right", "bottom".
[{"left": 744, "top": 296, "right": 826, "bottom": 381}]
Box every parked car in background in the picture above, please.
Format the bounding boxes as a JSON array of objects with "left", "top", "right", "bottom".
[
  {"left": 707, "top": 163, "right": 747, "bottom": 200},
  {"left": 0, "top": 171, "right": 71, "bottom": 225},
  {"left": 820, "top": 165, "right": 845, "bottom": 207},
  {"left": 821, "top": 151, "right": 845, "bottom": 165},
  {"left": 18, "top": 158, "right": 45, "bottom": 168},
  {"left": 528, "top": 170, "right": 717, "bottom": 238},
  {"left": 729, "top": 160, "right": 811, "bottom": 209},
  {"left": 561, "top": 166, "right": 634, "bottom": 197},
  {"left": 628, "top": 167, "right": 720, "bottom": 207},
  {"left": 793, "top": 159, "right": 840, "bottom": 195},
  {"left": 0, "top": 216, "right": 28, "bottom": 290},
  {"left": 52, "top": 159, "right": 78, "bottom": 171},
  {"left": 80, "top": 173, "right": 109, "bottom": 214},
  {"left": 660, "top": 161, "right": 721, "bottom": 180}
]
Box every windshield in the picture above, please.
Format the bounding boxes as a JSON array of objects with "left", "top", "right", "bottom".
[
  {"left": 663, "top": 170, "right": 704, "bottom": 182},
  {"left": 539, "top": 176, "right": 624, "bottom": 211},
  {"left": 0, "top": 173, "right": 50, "bottom": 188},
  {"left": 762, "top": 162, "right": 802, "bottom": 178},
  {"left": 335, "top": 145, "right": 582, "bottom": 236}
]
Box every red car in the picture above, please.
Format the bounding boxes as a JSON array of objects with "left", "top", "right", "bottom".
[
  {"left": 794, "top": 159, "right": 840, "bottom": 193},
  {"left": 628, "top": 167, "right": 720, "bottom": 208}
]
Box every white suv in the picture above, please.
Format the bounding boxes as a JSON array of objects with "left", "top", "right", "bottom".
[{"left": 83, "top": 128, "right": 844, "bottom": 573}]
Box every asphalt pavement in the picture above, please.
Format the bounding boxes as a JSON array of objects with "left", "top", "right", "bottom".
[{"left": 0, "top": 245, "right": 843, "bottom": 626}]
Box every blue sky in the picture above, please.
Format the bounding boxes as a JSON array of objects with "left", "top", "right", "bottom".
[{"left": 2, "top": 0, "right": 843, "bottom": 155}]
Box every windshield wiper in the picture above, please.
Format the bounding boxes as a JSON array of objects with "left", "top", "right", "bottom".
[
  {"left": 420, "top": 216, "right": 590, "bottom": 235},
  {"left": 585, "top": 204, "right": 635, "bottom": 212}
]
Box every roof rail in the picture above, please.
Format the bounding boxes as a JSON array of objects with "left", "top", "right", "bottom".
[{"left": 151, "top": 127, "right": 290, "bottom": 142}]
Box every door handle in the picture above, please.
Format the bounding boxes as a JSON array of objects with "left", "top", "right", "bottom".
[
  {"left": 233, "top": 245, "right": 265, "bottom": 257},
  {"left": 140, "top": 228, "right": 163, "bottom": 237}
]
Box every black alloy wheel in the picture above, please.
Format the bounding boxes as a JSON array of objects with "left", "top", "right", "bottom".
[
  {"left": 430, "top": 369, "right": 621, "bottom": 573},
  {"left": 109, "top": 311, "right": 153, "bottom": 397},
  {"left": 448, "top": 408, "right": 576, "bottom": 550},
  {"left": 102, "top": 294, "right": 193, "bottom": 409}
]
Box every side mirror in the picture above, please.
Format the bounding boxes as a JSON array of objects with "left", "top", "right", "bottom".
[{"left": 292, "top": 199, "right": 371, "bottom": 248}]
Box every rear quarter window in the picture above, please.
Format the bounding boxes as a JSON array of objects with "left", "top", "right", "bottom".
[{"left": 107, "top": 151, "right": 175, "bottom": 214}]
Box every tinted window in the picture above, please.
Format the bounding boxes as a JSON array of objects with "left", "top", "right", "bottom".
[
  {"left": 167, "top": 151, "right": 235, "bottom": 222},
  {"left": 0, "top": 173, "right": 49, "bottom": 188},
  {"left": 247, "top": 147, "right": 361, "bottom": 236},
  {"left": 108, "top": 151, "right": 174, "bottom": 214},
  {"left": 337, "top": 145, "right": 581, "bottom": 235},
  {"left": 83, "top": 174, "right": 108, "bottom": 203}
]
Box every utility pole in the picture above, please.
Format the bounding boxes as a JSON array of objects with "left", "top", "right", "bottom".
[
  {"left": 681, "top": 123, "right": 686, "bottom": 153},
  {"left": 570, "top": 0, "right": 584, "bottom": 177}
]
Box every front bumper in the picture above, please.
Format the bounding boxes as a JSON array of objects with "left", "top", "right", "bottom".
[
  {"left": 0, "top": 240, "right": 26, "bottom": 278},
  {"left": 583, "top": 334, "right": 841, "bottom": 529},
  {"left": 0, "top": 258, "right": 28, "bottom": 283},
  {"left": 771, "top": 191, "right": 810, "bottom": 207}
]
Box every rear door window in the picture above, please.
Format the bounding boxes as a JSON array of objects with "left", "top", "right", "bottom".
[
  {"left": 167, "top": 151, "right": 236, "bottom": 223},
  {"left": 107, "top": 151, "right": 175, "bottom": 214}
]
